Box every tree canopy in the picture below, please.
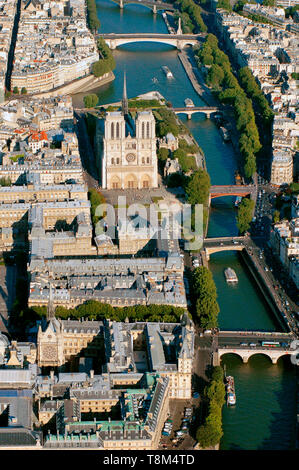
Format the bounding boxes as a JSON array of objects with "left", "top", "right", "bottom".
[
  {"left": 86, "top": 0, "right": 100, "bottom": 32},
  {"left": 84, "top": 94, "right": 99, "bottom": 108},
  {"left": 236, "top": 197, "right": 255, "bottom": 234},
  {"left": 192, "top": 266, "right": 219, "bottom": 329}
]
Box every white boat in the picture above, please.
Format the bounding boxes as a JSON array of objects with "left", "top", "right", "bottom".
[
  {"left": 220, "top": 126, "right": 230, "bottom": 142},
  {"left": 224, "top": 267, "right": 238, "bottom": 283},
  {"left": 162, "top": 66, "right": 173, "bottom": 78},
  {"left": 235, "top": 196, "right": 242, "bottom": 207},
  {"left": 184, "top": 98, "right": 194, "bottom": 108},
  {"left": 226, "top": 376, "right": 236, "bottom": 406},
  {"left": 152, "top": 77, "right": 158, "bottom": 84}
]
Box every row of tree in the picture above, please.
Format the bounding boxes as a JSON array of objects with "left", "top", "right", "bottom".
[
  {"left": 238, "top": 67, "right": 274, "bottom": 127},
  {"left": 175, "top": 0, "right": 207, "bottom": 33},
  {"left": 86, "top": 0, "right": 100, "bottom": 32},
  {"left": 92, "top": 38, "right": 116, "bottom": 78},
  {"left": 236, "top": 197, "right": 255, "bottom": 234},
  {"left": 196, "top": 366, "right": 225, "bottom": 448},
  {"left": 196, "top": 34, "right": 262, "bottom": 180},
  {"left": 192, "top": 266, "right": 220, "bottom": 329},
  {"left": 216, "top": 0, "right": 232, "bottom": 11},
  {"left": 31, "top": 300, "right": 185, "bottom": 324},
  {"left": 88, "top": 188, "right": 106, "bottom": 226}
]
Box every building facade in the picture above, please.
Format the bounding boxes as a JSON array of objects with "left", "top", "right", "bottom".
[{"left": 102, "top": 110, "right": 158, "bottom": 190}]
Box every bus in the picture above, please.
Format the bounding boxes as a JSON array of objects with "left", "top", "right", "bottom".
[{"left": 261, "top": 341, "right": 280, "bottom": 348}]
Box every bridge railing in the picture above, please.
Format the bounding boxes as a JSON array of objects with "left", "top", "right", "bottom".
[
  {"left": 218, "top": 331, "right": 293, "bottom": 337},
  {"left": 204, "top": 236, "right": 245, "bottom": 242}
]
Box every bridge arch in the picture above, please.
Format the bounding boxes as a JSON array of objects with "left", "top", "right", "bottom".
[
  {"left": 246, "top": 352, "right": 276, "bottom": 364},
  {"left": 219, "top": 349, "right": 291, "bottom": 365},
  {"left": 174, "top": 109, "right": 220, "bottom": 119},
  {"left": 219, "top": 351, "right": 244, "bottom": 363}
]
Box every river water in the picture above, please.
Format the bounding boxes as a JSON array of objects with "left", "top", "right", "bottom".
[{"left": 73, "top": 0, "right": 297, "bottom": 449}]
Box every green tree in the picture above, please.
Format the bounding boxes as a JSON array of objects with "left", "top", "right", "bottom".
[
  {"left": 273, "top": 210, "right": 280, "bottom": 224},
  {"left": 84, "top": 93, "right": 99, "bottom": 108},
  {"left": 192, "top": 266, "right": 220, "bottom": 328},
  {"left": 13, "top": 86, "right": 19, "bottom": 94},
  {"left": 88, "top": 188, "right": 106, "bottom": 226},
  {"left": 236, "top": 198, "right": 255, "bottom": 234},
  {"left": 21, "top": 87, "right": 27, "bottom": 95},
  {"left": 157, "top": 147, "right": 169, "bottom": 162},
  {"left": 185, "top": 169, "right": 210, "bottom": 205},
  {"left": 86, "top": 0, "right": 100, "bottom": 32}
]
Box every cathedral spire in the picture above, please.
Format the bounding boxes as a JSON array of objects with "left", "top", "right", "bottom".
[
  {"left": 47, "top": 283, "right": 55, "bottom": 321},
  {"left": 122, "top": 71, "right": 128, "bottom": 117}
]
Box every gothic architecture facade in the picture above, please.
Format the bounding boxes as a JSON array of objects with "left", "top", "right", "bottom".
[{"left": 102, "top": 110, "right": 158, "bottom": 190}]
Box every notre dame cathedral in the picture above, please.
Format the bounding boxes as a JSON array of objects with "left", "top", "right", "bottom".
[{"left": 101, "top": 74, "right": 158, "bottom": 190}]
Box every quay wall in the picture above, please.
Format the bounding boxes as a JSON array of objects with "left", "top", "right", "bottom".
[{"left": 34, "top": 71, "right": 115, "bottom": 99}]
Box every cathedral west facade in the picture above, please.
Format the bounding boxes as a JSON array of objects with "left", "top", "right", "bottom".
[
  {"left": 101, "top": 77, "right": 158, "bottom": 190},
  {"left": 102, "top": 110, "right": 158, "bottom": 190}
]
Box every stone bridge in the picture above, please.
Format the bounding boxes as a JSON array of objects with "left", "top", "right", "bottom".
[
  {"left": 203, "top": 236, "right": 246, "bottom": 260},
  {"left": 100, "top": 33, "right": 205, "bottom": 50},
  {"left": 173, "top": 106, "right": 222, "bottom": 119},
  {"left": 213, "top": 331, "right": 295, "bottom": 365},
  {"left": 110, "top": 0, "right": 176, "bottom": 12}
]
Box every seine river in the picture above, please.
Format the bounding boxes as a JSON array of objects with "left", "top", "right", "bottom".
[{"left": 73, "top": 0, "right": 297, "bottom": 449}]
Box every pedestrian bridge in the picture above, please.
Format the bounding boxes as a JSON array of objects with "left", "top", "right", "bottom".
[
  {"left": 110, "top": 0, "right": 176, "bottom": 12},
  {"left": 100, "top": 33, "right": 205, "bottom": 50},
  {"left": 173, "top": 106, "right": 222, "bottom": 119}
]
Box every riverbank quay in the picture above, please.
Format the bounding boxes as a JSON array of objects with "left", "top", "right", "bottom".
[
  {"left": 178, "top": 50, "right": 214, "bottom": 107},
  {"left": 35, "top": 71, "right": 115, "bottom": 100}
]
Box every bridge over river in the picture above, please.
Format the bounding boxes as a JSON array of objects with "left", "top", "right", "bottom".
[
  {"left": 210, "top": 184, "right": 256, "bottom": 199},
  {"left": 173, "top": 106, "right": 223, "bottom": 119},
  {"left": 198, "top": 331, "right": 296, "bottom": 365},
  {"left": 110, "top": 0, "right": 176, "bottom": 12},
  {"left": 100, "top": 32, "right": 205, "bottom": 50}
]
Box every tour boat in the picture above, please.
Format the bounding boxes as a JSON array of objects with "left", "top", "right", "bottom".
[
  {"left": 162, "top": 66, "right": 173, "bottom": 78},
  {"left": 226, "top": 376, "right": 236, "bottom": 406},
  {"left": 224, "top": 268, "right": 238, "bottom": 284},
  {"left": 220, "top": 126, "right": 230, "bottom": 142},
  {"left": 235, "top": 196, "right": 242, "bottom": 207},
  {"left": 184, "top": 98, "right": 194, "bottom": 108}
]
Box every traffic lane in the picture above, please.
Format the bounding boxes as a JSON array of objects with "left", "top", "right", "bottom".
[{"left": 249, "top": 248, "right": 298, "bottom": 333}]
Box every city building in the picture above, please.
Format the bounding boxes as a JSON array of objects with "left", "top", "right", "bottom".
[{"left": 10, "top": 0, "right": 99, "bottom": 94}]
